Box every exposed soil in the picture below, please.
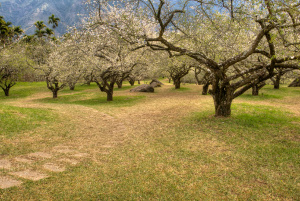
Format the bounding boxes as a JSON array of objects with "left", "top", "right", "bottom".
[{"left": 1, "top": 84, "right": 299, "bottom": 189}]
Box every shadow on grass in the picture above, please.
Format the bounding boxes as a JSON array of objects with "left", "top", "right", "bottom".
[
  {"left": 38, "top": 94, "right": 145, "bottom": 107},
  {"left": 170, "top": 87, "right": 191, "bottom": 92},
  {"left": 238, "top": 93, "right": 282, "bottom": 100},
  {"left": 192, "top": 103, "right": 296, "bottom": 131},
  {"left": 0, "top": 82, "right": 45, "bottom": 100}
]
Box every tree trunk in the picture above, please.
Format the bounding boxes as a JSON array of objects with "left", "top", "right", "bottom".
[
  {"left": 53, "top": 89, "right": 58, "bottom": 98},
  {"left": 69, "top": 84, "right": 75, "bottom": 90},
  {"left": 129, "top": 79, "right": 135, "bottom": 86},
  {"left": 107, "top": 90, "right": 113, "bottom": 101},
  {"left": 202, "top": 83, "right": 209, "bottom": 95},
  {"left": 3, "top": 88, "right": 10, "bottom": 96},
  {"left": 274, "top": 75, "right": 280, "bottom": 89},
  {"left": 195, "top": 74, "right": 201, "bottom": 85},
  {"left": 252, "top": 85, "right": 259, "bottom": 96},
  {"left": 173, "top": 78, "right": 181, "bottom": 89},
  {"left": 138, "top": 80, "right": 140, "bottom": 85},
  {"left": 106, "top": 81, "right": 115, "bottom": 101},
  {"left": 210, "top": 79, "right": 233, "bottom": 117},
  {"left": 116, "top": 81, "right": 123, "bottom": 88}
]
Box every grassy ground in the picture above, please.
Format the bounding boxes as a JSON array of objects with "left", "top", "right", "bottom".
[{"left": 0, "top": 81, "right": 299, "bottom": 200}]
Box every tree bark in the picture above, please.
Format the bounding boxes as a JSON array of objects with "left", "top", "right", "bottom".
[
  {"left": 69, "top": 84, "right": 75, "bottom": 90},
  {"left": 172, "top": 77, "right": 181, "bottom": 89},
  {"left": 273, "top": 74, "right": 281, "bottom": 89},
  {"left": 252, "top": 82, "right": 266, "bottom": 96},
  {"left": 252, "top": 85, "right": 259, "bottom": 96},
  {"left": 106, "top": 82, "right": 115, "bottom": 101},
  {"left": 3, "top": 88, "right": 10, "bottom": 96},
  {"left": 107, "top": 90, "right": 113, "bottom": 101},
  {"left": 129, "top": 79, "right": 135, "bottom": 86},
  {"left": 174, "top": 79, "right": 181, "bottom": 89},
  {"left": 116, "top": 80, "right": 123, "bottom": 88},
  {"left": 202, "top": 83, "right": 209, "bottom": 95},
  {"left": 210, "top": 77, "right": 233, "bottom": 117},
  {"left": 53, "top": 89, "right": 58, "bottom": 98}
]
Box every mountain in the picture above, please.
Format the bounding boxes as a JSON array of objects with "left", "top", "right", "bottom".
[{"left": 0, "top": 0, "right": 89, "bottom": 36}]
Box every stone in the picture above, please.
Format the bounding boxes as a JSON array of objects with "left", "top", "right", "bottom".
[
  {"left": 10, "top": 170, "right": 49, "bottom": 181},
  {"left": 130, "top": 84, "right": 154, "bottom": 92},
  {"left": 150, "top": 79, "right": 163, "bottom": 87},
  {"left": 288, "top": 77, "right": 300, "bottom": 87},
  {"left": 0, "top": 159, "right": 12, "bottom": 170},
  {"left": 0, "top": 176, "right": 22, "bottom": 189}
]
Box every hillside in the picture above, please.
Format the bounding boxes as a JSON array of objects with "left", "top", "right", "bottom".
[{"left": 0, "top": 0, "right": 88, "bottom": 36}]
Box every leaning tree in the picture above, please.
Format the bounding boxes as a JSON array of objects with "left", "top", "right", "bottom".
[{"left": 87, "top": 0, "right": 300, "bottom": 117}]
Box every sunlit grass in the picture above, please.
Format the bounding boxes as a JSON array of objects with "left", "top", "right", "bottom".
[
  {"left": 0, "top": 105, "right": 56, "bottom": 138},
  {"left": 0, "top": 83, "right": 299, "bottom": 200}
]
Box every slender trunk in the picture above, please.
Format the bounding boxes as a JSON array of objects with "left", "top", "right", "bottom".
[
  {"left": 195, "top": 74, "right": 201, "bottom": 85},
  {"left": 138, "top": 80, "right": 140, "bottom": 85},
  {"left": 168, "top": 78, "right": 171, "bottom": 83},
  {"left": 252, "top": 85, "right": 259, "bottom": 96},
  {"left": 274, "top": 75, "right": 280, "bottom": 89},
  {"left": 202, "top": 83, "right": 209, "bottom": 95},
  {"left": 106, "top": 82, "right": 114, "bottom": 101}
]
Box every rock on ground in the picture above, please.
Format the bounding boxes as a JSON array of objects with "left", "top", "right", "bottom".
[
  {"left": 288, "top": 77, "right": 300, "bottom": 87},
  {"left": 150, "top": 79, "right": 163, "bottom": 87},
  {"left": 130, "top": 84, "right": 154, "bottom": 92}
]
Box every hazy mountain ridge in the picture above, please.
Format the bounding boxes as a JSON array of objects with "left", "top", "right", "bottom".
[{"left": 0, "top": 0, "right": 88, "bottom": 36}]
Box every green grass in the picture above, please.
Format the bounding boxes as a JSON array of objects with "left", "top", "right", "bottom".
[
  {"left": 170, "top": 86, "right": 191, "bottom": 92},
  {"left": 0, "top": 82, "right": 45, "bottom": 100},
  {"left": 238, "top": 84, "right": 300, "bottom": 100},
  {"left": 0, "top": 105, "right": 56, "bottom": 138},
  {"left": 0, "top": 83, "right": 299, "bottom": 200},
  {"left": 38, "top": 93, "right": 145, "bottom": 107}
]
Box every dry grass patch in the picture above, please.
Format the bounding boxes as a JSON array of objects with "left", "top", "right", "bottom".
[{"left": 0, "top": 83, "right": 299, "bottom": 200}]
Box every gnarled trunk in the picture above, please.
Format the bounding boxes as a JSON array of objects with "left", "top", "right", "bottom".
[
  {"left": 252, "top": 82, "right": 266, "bottom": 96},
  {"left": 172, "top": 77, "right": 181, "bottom": 89},
  {"left": 210, "top": 78, "right": 233, "bottom": 117},
  {"left": 52, "top": 89, "right": 58, "bottom": 98},
  {"left": 129, "top": 79, "right": 135, "bottom": 86},
  {"left": 116, "top": 80, "right": 123, "bottom": 89},
  {"left": 3, "top": 87, "right": 10, "bottom": 96},
  {"left": 202, "top": 83, "right": 210, "bottom": 95},
  {"left": 273, "top": 75, "right": 280, "bottom": 89},
  {"left": 69, "top": 83, "right": 75, "bottom": 90},
  {"left": 252, "top": 85, "right": 259, "bottom": 96}
]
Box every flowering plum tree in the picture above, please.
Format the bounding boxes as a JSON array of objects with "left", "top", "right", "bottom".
[{"left": 87, "top": 0, "right": 300, "bottom": 116}]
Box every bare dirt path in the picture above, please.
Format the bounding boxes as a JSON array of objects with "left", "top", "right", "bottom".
[
  {"left": 2, "top": 84, "right": 299, "bottom": 189},
  {"left": 1, "top": 84, "right": 212, "bottom": 188}
]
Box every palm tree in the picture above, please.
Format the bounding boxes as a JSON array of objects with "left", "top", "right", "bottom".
[
  {"left": 34, "top": 21, "right": 47, "bottom": 38},
  {"left": 48, "top": 14, "right": 60, "bottom": 30},
  {"left": 34, "top": 21, "right": 46, "bottom": 31},
  {"left": 45, "top": 28, "right": 54, "bottom": 39}
]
